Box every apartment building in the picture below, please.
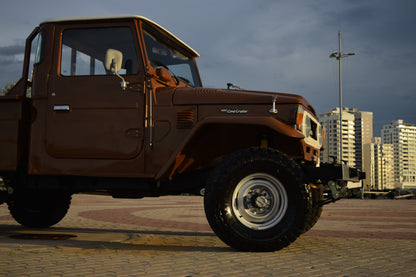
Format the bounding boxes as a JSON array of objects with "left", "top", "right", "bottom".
[
  {"left": 319, "top": 107, "right": 372, "bottom": 169},
  {"left": 363, "top": 137, "right": 394, "bottom": 190},
  {"left": 382, "top": 120, "right": 416, "bottom": 189},
  {"left": 353, "top": 110, "right": 373, "bottom": 171}
]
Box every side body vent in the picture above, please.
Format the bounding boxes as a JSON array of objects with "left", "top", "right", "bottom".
[{"left": 176, "top": 110, "right": 195, "bottom": 129}]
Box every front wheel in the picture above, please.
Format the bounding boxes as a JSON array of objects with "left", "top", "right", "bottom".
[
  {"left": 204, "top": 147, "right": 313, "bottom": 252},
  {"left": 300, "top": 184, "right": 323, "bottom": 234}
]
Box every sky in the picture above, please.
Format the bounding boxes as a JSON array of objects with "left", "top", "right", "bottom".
[{"left": 0, "top": 0, "right": 415, "bottom": 134}]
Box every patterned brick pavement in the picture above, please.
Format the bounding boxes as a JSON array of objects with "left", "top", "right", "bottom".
[{"left": 0, "top": 195, "right": 415, "bottom": 276}]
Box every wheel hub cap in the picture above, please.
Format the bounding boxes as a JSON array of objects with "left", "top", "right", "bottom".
[{"left": 232, "top": 173, "right": 288, "bottom": 230}]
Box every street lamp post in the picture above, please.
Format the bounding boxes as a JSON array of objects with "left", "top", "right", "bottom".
[{"left": 330, "top": 30, "right": 355, "bottom": 163}]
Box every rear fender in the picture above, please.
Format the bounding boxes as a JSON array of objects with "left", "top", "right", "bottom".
[{"left": 0, "top": 97, "right": 30, "bottom": 171}]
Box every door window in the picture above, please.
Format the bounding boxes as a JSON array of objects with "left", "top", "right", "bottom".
[{"left": 60, "top": 27, "right": 139, "bottom": 76}]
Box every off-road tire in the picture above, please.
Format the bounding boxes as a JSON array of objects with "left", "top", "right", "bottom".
[
  {"left": 204, "top": 147, "right": 313, "bottom": 252},
  {"left": 8, "top": 190, "right": 71, "bottom": 228},
  {"left": 300, "top": 184, "right": 323, "bottom": 234}
]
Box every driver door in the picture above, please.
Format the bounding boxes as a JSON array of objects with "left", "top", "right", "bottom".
[{"left": 46, "top": 24, "right": 145, "bottom": 160}]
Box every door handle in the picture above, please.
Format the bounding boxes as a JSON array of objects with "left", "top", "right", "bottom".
[{"left": 53, "top": 105, "right": 70, "bottom": 111}]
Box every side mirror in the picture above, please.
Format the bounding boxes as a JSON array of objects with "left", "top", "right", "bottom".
[
  {"left": 105, "top": 49, "right": 128, "bottom": 90},
  {"left": 105, "top": 49, "right": 123, "bottom": 73}
]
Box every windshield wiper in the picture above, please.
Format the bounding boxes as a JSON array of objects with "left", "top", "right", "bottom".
[
  {"left": 176, "top": 76, "right": 192, "bottom": 86},
  {"left": 152, "top": 60, "right": 169, "bottom": 70}
]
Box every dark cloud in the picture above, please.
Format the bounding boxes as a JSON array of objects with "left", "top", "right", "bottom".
[
  {"left": 318, "top": 3, "right": 375, "bottom": 28},
  {"left": 0, "top": 44, "right": 25, "bottom": 56},
  {"left": 0, "top": 43, "right": 25, "bottom": 89}
]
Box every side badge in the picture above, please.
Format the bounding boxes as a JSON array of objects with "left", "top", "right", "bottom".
[{"left": 220, "top": 109, "right": 248, "bottom": 114}]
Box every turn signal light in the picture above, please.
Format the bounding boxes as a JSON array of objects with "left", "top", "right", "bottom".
[{"left": 289, "top": 106, "right": 304, "bottom": 131}]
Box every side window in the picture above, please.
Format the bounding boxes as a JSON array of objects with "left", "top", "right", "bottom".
[
  {"left": 26, "top": 29, "right": 46, "bottom": 98},
  {"left": 34, "top": 29, "right": 45, "bottom": 65},
  {"left": 60, "top": 27, "right": 139, "bottom": 76}
]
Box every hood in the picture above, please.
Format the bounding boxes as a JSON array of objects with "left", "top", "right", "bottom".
[{"left": 171, "top": 87, "right": 316, "bottom": 115}]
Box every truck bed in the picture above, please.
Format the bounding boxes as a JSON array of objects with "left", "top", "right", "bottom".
[{"left": 0, "top": 95, "right": 29, "bottom": 171}]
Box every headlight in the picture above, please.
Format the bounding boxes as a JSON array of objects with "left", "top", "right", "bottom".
[
  {"left": 301, "top": 110, "right": 324, "bottom": 149},
  {"left": 289, "top": 106, "right": 323, "bottom": 149},
  {"left": 303, "top": 114, "right": 318, "bottom": 139}
]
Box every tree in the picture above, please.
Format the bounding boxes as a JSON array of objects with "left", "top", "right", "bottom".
[{"left": 1, "top": 82, "right": 16, "bottom": 96}]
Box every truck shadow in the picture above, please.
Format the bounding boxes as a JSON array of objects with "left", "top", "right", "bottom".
[{"left": 0, "top": 224, "right": 233, "bottom": 255}]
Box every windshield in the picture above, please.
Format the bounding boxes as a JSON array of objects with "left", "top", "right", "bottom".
[{"left": 142, "top": 27, "right": 201, "bottom": 87}]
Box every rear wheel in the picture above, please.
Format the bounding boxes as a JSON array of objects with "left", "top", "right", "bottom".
[
  {"left": 8, "top": 190, "right": 71, "bottom": 228},
  {"left": 204, "top": 147, "right": 313, "bottom": 252}
]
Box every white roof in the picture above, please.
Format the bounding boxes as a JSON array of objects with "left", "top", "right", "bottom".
[{"left": 42, "top": 15, "right": 199, "bottom": 57}]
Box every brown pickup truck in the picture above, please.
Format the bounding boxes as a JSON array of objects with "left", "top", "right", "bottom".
[{"left": 0, "top": 15, "right": 364, "bottom": 251}]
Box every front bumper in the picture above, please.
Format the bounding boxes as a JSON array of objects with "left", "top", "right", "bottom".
[
  {"left": 302, "top": 162, "right": 366, "bottom": 204},
  {"left": 303, "top": 163, "right": 366, "bottom": 183}
]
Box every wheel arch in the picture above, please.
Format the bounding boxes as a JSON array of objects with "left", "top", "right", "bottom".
[{"left": 156, "top": 117, "right": 305, "bottom": 181}]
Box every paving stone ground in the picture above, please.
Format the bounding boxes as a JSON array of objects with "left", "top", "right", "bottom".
[{"left": 0, "top": 195, "right": 415, "bottom": 276}]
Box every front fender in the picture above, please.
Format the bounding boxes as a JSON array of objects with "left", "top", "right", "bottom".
[{"left": 155, "top": 116, "right": 303, "bottom": 180}]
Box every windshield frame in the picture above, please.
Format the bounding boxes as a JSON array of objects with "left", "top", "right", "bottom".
[{"left": 141, "top": 23, "right": 202, "bottom": 87}]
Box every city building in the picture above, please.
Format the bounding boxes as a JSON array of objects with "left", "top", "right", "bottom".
[
  {"left": 352, "top": 110, "right": 373, "bottom": 171},
  {"left": 363, "top": 137, "right": 394, "bottom": 190},
  {"left": 319, "top": 107, "right": 372, "bottom": 169},
  {"left": 382, "top": 120, "right": 416, "bottom": 189}
]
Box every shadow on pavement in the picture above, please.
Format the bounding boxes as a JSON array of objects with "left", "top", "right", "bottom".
[{"left": 0, "top": 224, "right": 233, "bottom": 255}]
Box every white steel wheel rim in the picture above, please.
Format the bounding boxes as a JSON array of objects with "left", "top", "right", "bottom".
[{"left": 232, "top": 173, "right": 288, "bottom": 230}]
